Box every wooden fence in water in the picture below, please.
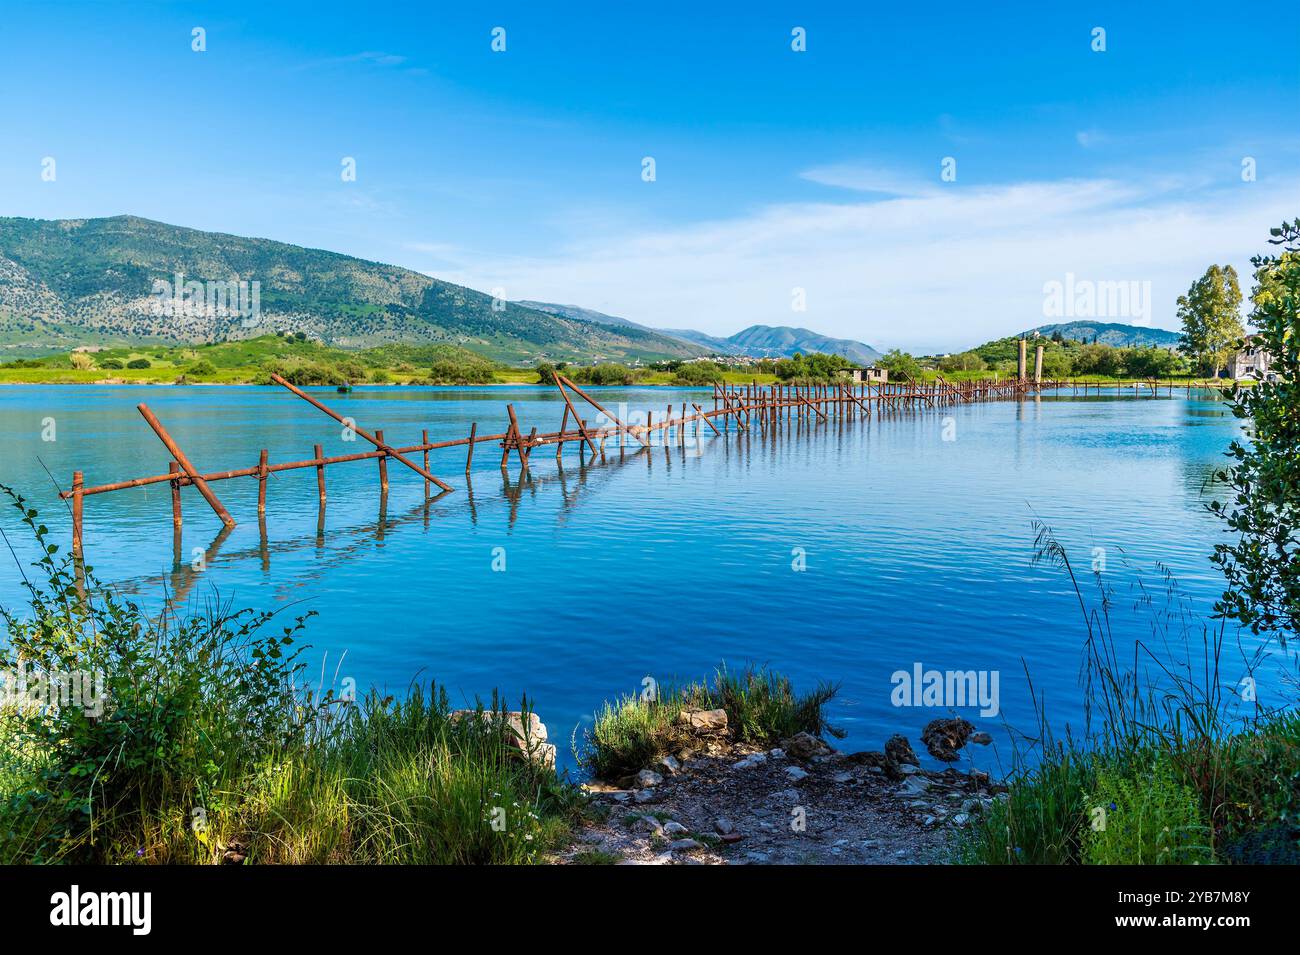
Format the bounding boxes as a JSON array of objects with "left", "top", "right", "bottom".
[{"left": 59, "top": 370, "right": 1206, "bottom": 556}]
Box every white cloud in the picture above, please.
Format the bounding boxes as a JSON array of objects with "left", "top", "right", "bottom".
[
  {"left": 422, "top": 174, "right": 1296, "bottom": 353},
  {"left": 799, "top": 163, "right": 937, "bottom": 197}
]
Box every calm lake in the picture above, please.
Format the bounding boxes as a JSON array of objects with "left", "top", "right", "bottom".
[{"left": 0, "top": 385, "right": 1285, "bottom": 772}]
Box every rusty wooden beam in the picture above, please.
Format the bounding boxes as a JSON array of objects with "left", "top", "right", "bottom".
[
  {"left": 556, "top": 373, "right": 649, "bottom": 448},
  {"left": 137, "top": 403, "right": 236, "bottom": 528},
  {"left": 269, "top": 373, "right": 453, "bottom": 493}
]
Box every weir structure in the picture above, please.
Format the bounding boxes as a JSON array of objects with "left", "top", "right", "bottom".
[{"left": 57, "top": 357, "right": 1209, "bottom": 556}]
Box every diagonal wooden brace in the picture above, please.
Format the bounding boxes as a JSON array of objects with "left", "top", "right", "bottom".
[
  {"left": 556, "top": 373, "right": 649, "bottom": 448},
  {"left": 137, "top": 404, "right": 237, "bottom": 528},
  {"left": 269, "top": 373, "right": 453, "bottom": 493}
]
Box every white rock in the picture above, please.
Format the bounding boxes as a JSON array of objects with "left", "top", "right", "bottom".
[
  {"left": 831, "top": 771, "right": 853, "bottom": 783},
  {"left": 785, "top": 766, "right": 809, "bottom": 782},
  {"left": 636, "top": 769, "right": 664, "bottom": 788},
  {"left": 769, "top": 748, "right": 786, "bottom": 759},
  {"left": 633, "top": 789, "right": 658, "bottom": 804},
  {"left": 669, "top": 838, "right": 702, "bottom": 852},
  {"left": 732, "top": 752, "right": 768, "bottom": 770},
  {"left": 662, "top": 821, "right": 688, "bottom": 836},
  {"left": 714, "top": 817, "right": 735, "bottom": 835}
]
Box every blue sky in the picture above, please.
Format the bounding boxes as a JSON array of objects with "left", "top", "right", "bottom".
[{"left": 1, "top": 1, "right": 1297, "bottom": 351}]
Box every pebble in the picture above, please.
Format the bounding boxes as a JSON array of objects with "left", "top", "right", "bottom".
[
  {"left": 714, "top": 817, "right": 735, "bottom": 835},
  {"left": 732, "top": 753, "right": 768, "bottom": 770},
  {"left": 831, "top": 771, "right": 853, "bottom": 784},
  {"left": 785, "top": 766, "right": 809, "bottom": 782},
  {"left": 662, "top": 821, "right": 688, "bottom": 836},
  {"left": 769, "top": 748, "right": 786, "bottom": 759},
  {"left": 636, "top": 769, "right": 664, "bottom": 788},
  {"left": 633, "top": 789, "right": 658, "bottom": 804},
  {"left": 669, "top": 838, "right": 702, "bottom": 852}
]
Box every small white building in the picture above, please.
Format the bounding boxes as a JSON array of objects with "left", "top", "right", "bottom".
[
  {"left": 1228, "top": 336, "right": 1272, "bottom": 379},
  {"left": 842, "top": 366, "right": 889, "bottom": 384}
]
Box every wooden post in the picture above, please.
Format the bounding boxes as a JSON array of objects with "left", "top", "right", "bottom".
[
  {"left": 1018, "top": 338, "right": 1027, "bottom": 380},
  {"left": 506, "top": 405, "right": 528, "bottom": 468},
  {"left": 71, "top": 470, "right": 84, "bottom": 559},
  {"left": 257, "top": 448, "right": 269, "bottom": 515},
  {"left": 466, "top": 422, "right": 477, "bottom": 472},
  {"left": 136, "top": 403, "right": 236, "bottom": 528},
  {"left": 422, "top": 429, "right": 431, "bottom": 497},
  {"left": 169, "top": 461, "right": 182, "bottom": 529},
  {"left": 375, "top": 429, "right": 389, "bottom": 495},
  {"left": 555, "top": 407, "right": 568, "bottom": 460},
  {"left": 314, "top": 443, "right": 326, "bottom": 505}
]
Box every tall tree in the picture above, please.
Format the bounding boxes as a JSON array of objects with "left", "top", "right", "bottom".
[
  {"left": 1177, "top": 264, "right": 1245, "bottom": 376},
  {"left": 1210, "top": 220, "right": 1300, "bottom": 638}
]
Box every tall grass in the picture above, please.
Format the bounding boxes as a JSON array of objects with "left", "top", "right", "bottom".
[
  {"left": 957, "top": 521, "right": 1299, "bottom": 865},
  {"left": 0, "top": 488, "right": 579, "bottom": 864},
  {"left": 581, "top": 664, "right": 841, "bottom": 780}
]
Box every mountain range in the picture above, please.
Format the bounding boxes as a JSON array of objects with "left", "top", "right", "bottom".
[
  {"left": 520, "top": 301, "right": 883, "bottom": 364},
  {"left": 0, "top": 216, "right": 704, "bottom": 364},
  {"left": 0, "top": 215, "right": 890, "bottom": 365}
]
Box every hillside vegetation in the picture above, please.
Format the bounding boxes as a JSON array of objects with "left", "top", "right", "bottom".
[{"left": 0, "top": 215, "right": 704, "bottom": 364}]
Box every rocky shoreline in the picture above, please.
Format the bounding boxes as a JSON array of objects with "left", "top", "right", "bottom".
[{"left": 559, "top": 709, "right": 1005, "bottom": 865}]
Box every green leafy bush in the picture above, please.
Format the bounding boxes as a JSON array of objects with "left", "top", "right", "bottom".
[
  {"left": 567, "top": 363, "right": 644, "bottom": 386},
  {"left": 671, "top": 361, "right": 725, "bottom": 385},
  {"left": 0, "top": 489, "right": 578, "bottom": 864},
  {"left": 125, "top": 358, "right": 151, "bottom": 369},
  {"left": 1082, "top": 757, "right": 1213, "bottom": 865}
]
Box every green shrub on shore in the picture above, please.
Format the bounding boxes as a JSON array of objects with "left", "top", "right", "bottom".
[
  {"left": 1082, "top": 757, "right": 1213, "bottom": 864},
  {"left": 0, "top": 489, "right": 579, "bottom": 864},
  {"left": 671, "top": 361, "right": 725, "bottom": 385},
  {"left": 581, "top": 664, "right": 841, "bottom": 781},
  {"left": 957, "top": 522, "right": 1300, "bottom": 865},
  {"left": 567, "top": 363, "right": 647, "bottom": 386},
  {"left": 426, "top": 355, "right": 496, "bottom": 385}
]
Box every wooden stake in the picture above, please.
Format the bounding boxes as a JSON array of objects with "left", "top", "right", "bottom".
[
  {"left": 257, "top": 449, "right": 268, "bottom": 515},
  {"left": 375, "top": 430, "right": 389, "bottom": 495},
  {"left": 169, "top": 461, "right": 182, "bottom": 529},
  {"left": 314, "top": 443, "right": 326, "bottom": 505},
  {"left": 71, "top": 470, "right": 84, "bottom": 559}
]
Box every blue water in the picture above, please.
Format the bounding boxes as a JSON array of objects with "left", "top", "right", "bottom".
[{"left": 0, "top": 385, "right": 1287, "bottom": 773}]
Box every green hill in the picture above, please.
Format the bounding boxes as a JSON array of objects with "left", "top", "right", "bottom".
[
  {"left": 0, "top": 215, "right": 704, "bottom": 364},
  {"left": 1022, "top": 321, "right": 1183, "bottom": 348}
]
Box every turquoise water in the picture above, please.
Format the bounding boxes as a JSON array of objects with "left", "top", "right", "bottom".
[{"left": 0, "top": 385, "right": 1285, "bottom": 772}]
